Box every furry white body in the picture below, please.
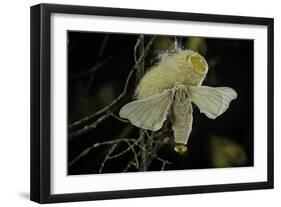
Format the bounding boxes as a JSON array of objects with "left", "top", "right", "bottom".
[{"left": 136, "top": 50, "right": 208, "bottom": 99}]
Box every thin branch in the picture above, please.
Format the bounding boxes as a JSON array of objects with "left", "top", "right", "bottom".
[
  {"left": 108, "top": 136, "right": 142, "bottom": 159},
  {"left": 145, "top": 130, "right": 152, "bottom": 140},
  {"left": 69, "top": 111, "right": 130, "bottom": 140},
  {"left": 139, "top": 130, "right": 147, "bottom": 171},
  {"left": 139, "top": 121, "right": 172, "bottom": 170},
  {"left": 138, "top": 35, "right": 145, "bottom": 77},
  {"left": 161, "top": 161, "right": 169, "bottom": 171},
  {"left": 126, "top": 140, "right": 140, "bottom": 169},
  {"left": 68, "top": 138, "right": 136, "bottom": 167},
  {"left": 97, "top": 35, "right": 109, "bottom": 62},
  {"left": 134, "top": 36, "right": 141, "bottom": 63},
  {"left": 99, "top": 137, "right": 142, "bottom": 173},
  {"left": 99, "top": 144, "right": 118, "bottom": 173},
  {"left": 69, "top": 56, "right": 111, "bottom": 79},
  {"left": 109, "top": 113, "right": 129, "bottom": 123},
  {"left": 85, "top": 35, "right": 109, "bottom": 94},
  {"left": 137, "top": 144, "right": 171, "bottom": 166},
  {"left": 123, "top": 130, "right": 146, "bottom": 172},
  {"left": 137, "top": 36, "right": 148, "bottom": 171},
  {"left": 123, "top": 150, "right": 142, "bottom": 172},
  {"left": 68, "top": 110, "right": 114, "bottom": 140}
]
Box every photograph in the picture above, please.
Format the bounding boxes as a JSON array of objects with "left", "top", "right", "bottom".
[
  {"left": 30, "top": 4, "right": 273, "bottom": 203},
  {"left": 67, "top": 32, "right": 254, "bottom": 175}
]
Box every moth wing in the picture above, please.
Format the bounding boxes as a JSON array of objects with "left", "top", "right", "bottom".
[
  {"left": 119, "top": 89, "right": 174, "bottom": 131},
  {"left": 189, "top": 86, "right": 237, "bottom": 119}
]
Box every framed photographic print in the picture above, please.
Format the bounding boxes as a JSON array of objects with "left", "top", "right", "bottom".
[{"left": 30, "top": 3, "right": 274, "bottom": 203}]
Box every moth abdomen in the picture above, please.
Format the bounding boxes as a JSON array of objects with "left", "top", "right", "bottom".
[{"left": 171, "top": 87, "right": 193, "bottom": 147}]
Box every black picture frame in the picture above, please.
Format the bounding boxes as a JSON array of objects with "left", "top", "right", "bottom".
[{"left": 30, "top": 3, "right": 274, "bottom": 203}]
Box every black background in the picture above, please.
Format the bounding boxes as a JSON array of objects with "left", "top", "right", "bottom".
[{"left": 67, "top": 31, "right": 253, "bottom": 175}]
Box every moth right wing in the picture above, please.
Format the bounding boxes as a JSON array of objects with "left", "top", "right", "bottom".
[
  {"left": 119, "top": 89, "right": 175, "bottom": 131},
  {"left": 188, "top": 85, "right": 237, "bottom": 119}
]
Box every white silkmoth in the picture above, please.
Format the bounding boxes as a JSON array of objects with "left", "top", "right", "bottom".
[{"left": 119, "top": 50, "right": 237, "bottom": 153}]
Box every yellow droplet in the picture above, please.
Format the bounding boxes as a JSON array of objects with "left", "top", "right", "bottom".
[
  {"left": 174, "top": 144, "right": 187, "bottom": 153},
  {"left": 190, "top": 55, "right": 205, "bottom": 73}
]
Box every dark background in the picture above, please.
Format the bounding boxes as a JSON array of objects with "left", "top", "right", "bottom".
[{"left": 67, "top": 31, "right": 253, "bottom": 175}]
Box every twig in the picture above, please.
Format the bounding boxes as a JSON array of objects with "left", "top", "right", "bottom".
[
  {"left": 141, "top": 121, "right": 172, "bottom": 170},
  {"left": 68, "top": 138, "right": 136, "bottom": 167},
  {"left": 137, "top": 36, "right": 149, "bottom": 171},
  {"left": 99, "top": 144, "right": 118, "bottom": 173},
  {"left": 161, "top": 161, "right": 169, "bottom": 171},
  {"left": 137, "top": 144, "right": 171, "bottom": 166},
  {"left": 85, "top": 35, "right": 109, "bottom": 94},
  {"left": 138, "top": 35, "right": 145, "bottom": 78},
  {"left": 109, "top": 112, "right": 130, "bottom": 123},
  {"left": 69, "top": 56, "right": 111, "bottom": 79},
  {"left": 108, "top": 136, "right": 142, "bottom": 159},
  {"left": 69, "top": 110, "right": 114, "bottom": 140},
  {"left": 123, "top": 130, "right": 146, "bottom": 172},
  {"left": 134, "top": 37, "right": 141, "bottom": 63},
  {"left": 123, "top": 150, "right": 142, "bottom": 172},
  {"left": 122, "top": 133, "right": 171, "bottom": 172},
  {"left": 126, "top": 140, "right": 140, "bottom": 169},
  {"left": 139, "top": 130, "right": 147, "bottom": 171},
  {"left": 99, "top": 137, "right": 142, "bottom": 173}
]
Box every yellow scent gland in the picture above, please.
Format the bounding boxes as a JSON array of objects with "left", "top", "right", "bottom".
[
  {"left": 136, "top": 50, "right": 208, "bottom": 99},
  {"left": 190, "top": 55, "right": 205, "bottom": 73},
  {"left": 174, "top": 144, "right": 187, "bottom": 153}
]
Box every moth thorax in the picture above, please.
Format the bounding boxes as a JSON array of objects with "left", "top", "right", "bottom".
[
  {"left": 174, "top": 85, "right": 188, "bottom": 102},
  {"left": 174, "top": 144, "right": 187, "bottom": 153}
]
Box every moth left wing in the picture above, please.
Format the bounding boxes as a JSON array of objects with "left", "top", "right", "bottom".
[
  {"left": 119, "top": 89, "right": 175, "bottom": 131},
  {"left": 188, "top": 85, "right": 237, "bottom": 119}
]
